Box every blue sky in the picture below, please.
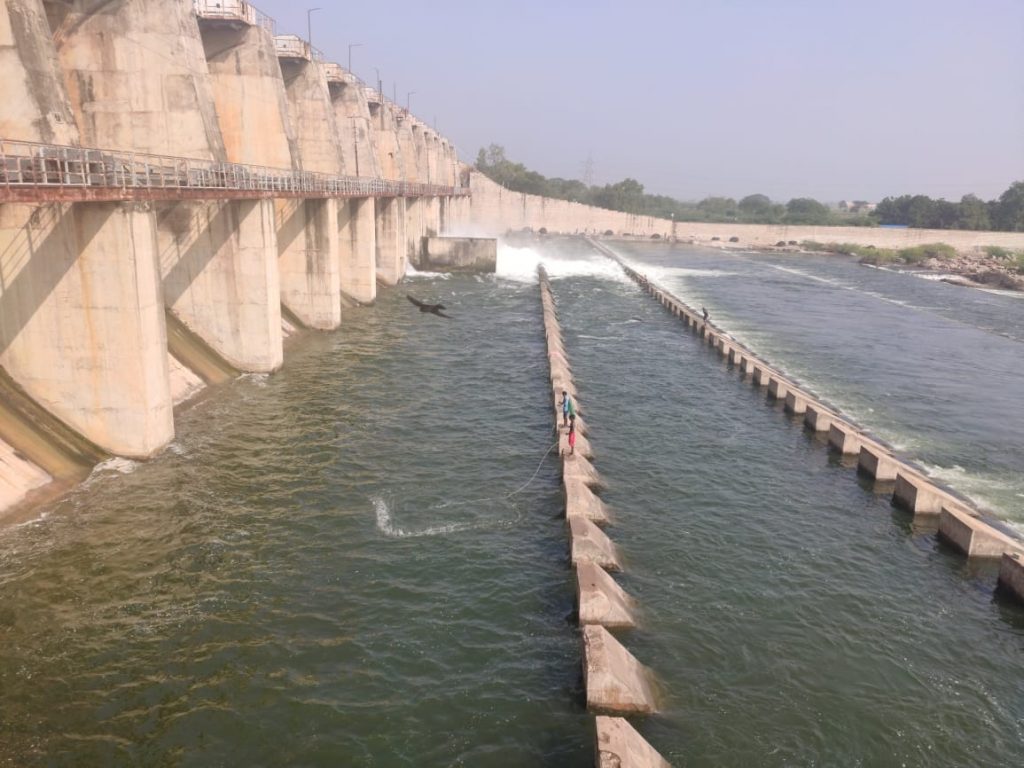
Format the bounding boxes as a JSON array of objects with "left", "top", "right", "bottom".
[{"left": 257, "top": 0, "right": 1024, "bottom": 202}]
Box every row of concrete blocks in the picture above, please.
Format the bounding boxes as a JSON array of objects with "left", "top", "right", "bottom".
[
  {"left": 538, "top": 266, "right": 671, "bottom": 768},
  {"left": 611, "top": 257, "right": 1024, "bottom": 603}
]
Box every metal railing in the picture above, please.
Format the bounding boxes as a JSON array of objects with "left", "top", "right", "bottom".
[
  {"left": 193, "top": 0, "right": 276, "bottom": 35},
  {"left": 0, "top": 138, "right": 467, "bottom": 203}
]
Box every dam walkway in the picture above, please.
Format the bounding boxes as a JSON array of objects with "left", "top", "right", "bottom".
[{"left": 0, "top": 138, "right": 466, "bottom": 204}]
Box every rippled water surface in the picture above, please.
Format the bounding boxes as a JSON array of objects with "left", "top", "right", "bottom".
[
  {"left": 1, "top": 239, "right": 1022, "bottom": 766},
  {"left": 610, "top": 241, "right": 1024, "bottom": 523}
]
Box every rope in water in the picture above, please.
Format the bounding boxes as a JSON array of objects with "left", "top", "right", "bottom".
[{"left": 435, "top": 440, "right": 560, "bottom": 509}]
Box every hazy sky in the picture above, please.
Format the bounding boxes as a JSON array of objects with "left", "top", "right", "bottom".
[{"left": 258, "top": 0, "right": 1024, "bottom": 202}]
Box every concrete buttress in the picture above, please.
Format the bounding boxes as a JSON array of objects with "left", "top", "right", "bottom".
[
  {"left": 52, "top": 0, "right": 283, "bottom": 372},
  {"left": 276, "top": 54, "right": 344, "bottom": 329},
  {"left": 0, "top": 0, "right": 174, "bottom": 461}
]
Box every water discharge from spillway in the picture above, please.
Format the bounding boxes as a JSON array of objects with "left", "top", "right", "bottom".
[{"left": 0, "top": 240, "right": 1022, "bottom": 766}]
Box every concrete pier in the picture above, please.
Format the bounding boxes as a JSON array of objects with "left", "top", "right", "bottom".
[
  {"left": 938, "top": 507, "right": 1024, "bottom": 558},
  {"left": 577, "top": 563, "right": 636, "bottom": 628},
  {"left": 375, "top": 197, "right": 408, "bottom": 285},
  {"left": 804, "top": 404, "right": 836, "bottom": 432},
  {"left": 570, "top": 517, "right": 622, "bottom": 571},
  {"left": 857, "top": 441, "right": 901, "bottom": 481},
  {"left": 784, "top": 389, "right": 810, "bottom": 415},
  {"left": 594, "top": 717, "right": 671, "bottom": 768},
  {"left": 827, "top": 421, "right": 864, "bottom": 455},
  {"left": 997, "top": 553, "right": 1024, "bottom": 603},
  {"left": 277, "top": 53, "right": 345, "bottom": 328},
  {"left": 0, "top": 202, "right": 173, "bottom": 457},
  {"left": 752, "top": 366, "right": 771, "bottom": 387},
  {"left": 893, "top": 471, "right": 965, "bottom": 515},
  {"left": 338, "top": 199, "right": 377, "bottom": 303},
  {"left": 583, "top": 625, "right": 658, "bottom": 715},
  {"left": 767, "top": 376, "right": 791, "bottom": 400}
]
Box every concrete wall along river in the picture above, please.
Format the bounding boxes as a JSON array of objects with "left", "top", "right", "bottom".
[
  {"left": 584, "top": 238, "right": 1024, "bottom": 606},
  {"left": 537, "top": 265, "right": 671, "bottom": 767}
]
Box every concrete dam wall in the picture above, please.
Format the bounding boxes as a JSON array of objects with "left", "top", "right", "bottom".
[
  {"left": 450, "top": 170, "right": 1024, "bottom": 252},
  {"left": 0, "top": 0, "right": 464, "bottom": 517}
]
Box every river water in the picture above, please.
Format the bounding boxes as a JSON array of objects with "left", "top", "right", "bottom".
[{"left": 0, "top": 240, "right": 1022, "bottom": 765}]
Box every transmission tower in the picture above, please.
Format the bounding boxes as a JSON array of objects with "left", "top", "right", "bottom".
[{"left": 581, "top": 153, "right": 595, "bottom": 187}]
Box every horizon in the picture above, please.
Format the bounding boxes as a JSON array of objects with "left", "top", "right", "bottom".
[{"left": 243, "top": 2, "right": 1019, "bottom": 202}]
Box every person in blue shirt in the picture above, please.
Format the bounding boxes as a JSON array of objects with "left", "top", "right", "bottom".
[{"left": 560, "top": 390, "right": 575, "bottom": 428}]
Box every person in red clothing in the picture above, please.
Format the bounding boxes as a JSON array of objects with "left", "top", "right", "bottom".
[{"left": 567, "top": 416, "right": 577, "bottom": 456}]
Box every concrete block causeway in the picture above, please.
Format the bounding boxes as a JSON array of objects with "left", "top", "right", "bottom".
[
  {"left": 577, "top": 563, "right": 636, "bottom": 628},
  {"left": 595, "top": 717, "right": 671, "bottom": 768},
  {"left": 570, "top": 517, "right": 622, "bottom": 571},
  {"left": 583, "top": 625, "right": 658, "bottom": 714}
]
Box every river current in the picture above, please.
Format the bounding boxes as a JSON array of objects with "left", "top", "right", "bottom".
[{"left": 0, "top": 240, "right": 1021, "bottom": 765}]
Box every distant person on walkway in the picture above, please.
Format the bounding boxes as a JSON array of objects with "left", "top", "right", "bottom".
[
  {"left": 702, "top": 306, "right": 710, "bottom": 323},
  {"left": 567, "top": 417, "right": 577, "bottom": 456},
  {"left": 560, "top": 390, "right": 575, "bottom": 428}
]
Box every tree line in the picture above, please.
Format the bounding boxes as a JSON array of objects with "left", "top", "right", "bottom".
[{"left": 474, "top": 144, "right": 1024, "bottom": 232}]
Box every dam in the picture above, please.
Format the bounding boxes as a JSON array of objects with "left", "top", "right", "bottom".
[{"left": 3, "top": 2, "right": 1024, "bottom": 766}]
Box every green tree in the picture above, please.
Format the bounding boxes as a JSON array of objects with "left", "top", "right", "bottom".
[
  {"left": 696, "top": 197, "right": 738, "bottom": 221},
  {"left": 994, "top": 181, "right": 1024, "bottom": 231},
  {"left": 956, "top": 194, "right": 990, "bottom": 230},
  {"left": 785, "top": 198, "right": 830, "bottom": 225}
]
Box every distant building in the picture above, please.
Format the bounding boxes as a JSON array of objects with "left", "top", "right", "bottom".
[{"left": 838, "top": 200, "right": 877, "bottom": 214}]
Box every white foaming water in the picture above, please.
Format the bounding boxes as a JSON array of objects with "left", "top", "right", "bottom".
[
  {"left": 240, "top": 373, "right": 269, "bottom": 387},
  {"left": 373, "top": 496, "right": 477, "bottom": 539},
  {"left": 92, "top": 457, "right": 139, "bottom": 475},
  {"left": 495, "top": 244, "right": 628, "bottom": 284},
  {"left": 406, "top": 263, "right": 452, "bottom": 280}
]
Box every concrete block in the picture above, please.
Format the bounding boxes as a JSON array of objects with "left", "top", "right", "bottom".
[
  {"left": 893, "top": 471, "right": 962, "bottom": 515},
  {"left": 577, "top": 564, "right": 636, "bottom": 628},
  {"left": 582, "top": 625, "right": 657, "bottom": 714},
  {"left": 570, "top": 517, "right": 621, "bottom": 571},
  {"left": 784, "top": 389, "right": 809, "bottom": 414},
  {"left": 740, "top": 356, "right": 758, "bottom": 375},
  {"left": 939, "top": 507, "right": 1024, "bottom": 558},
  {"left": 594, "top": 717, "right": 671, "bottom": 768},
  {"left": 420, "top": 236, "right": 497, "bottom": 272},
  {"left": 827, "top": 421, "right": 864, "bottom": 455},
  {"left": 998, "top": 553, "right": 1024, "bottom": 603},
  {"left": 804, "top": 404, "right": 836, "bottom": 432},
  {"left": 563, "top": 454, "right": 604, "bottom": 489},
  {"left": 564, "top": 477, "right": 610, "bottom": 524},
  {"left": 857, "top": 441, "right": 900, "bottom": 481},
  {"left": 752, "top": 366, "right": 771, "bottom": 387},
  {"left": 767, "top": 376, "right": 791, "bottom": 400},
  {"left": 728, "top": 347, "right": 742, "bottom": 365}
]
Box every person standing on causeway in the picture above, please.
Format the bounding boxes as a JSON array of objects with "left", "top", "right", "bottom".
[{"left": 560, "top": 390, "right": 575, "bottom": 428}]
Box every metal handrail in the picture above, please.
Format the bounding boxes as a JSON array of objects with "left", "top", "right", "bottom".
[
  {"left": 0, "top": 138, "right": 467, "bottom": 200},
  {"left": 193, "top": 0, "right": 276, "bottom": 35}
]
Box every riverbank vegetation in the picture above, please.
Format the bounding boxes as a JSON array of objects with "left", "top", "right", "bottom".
[
  {"left": 474, "top": 144, "right": 1024, "bottom": 232},
  {"left": 800, "top": 241, "right": 1024, "bottom": 282}
]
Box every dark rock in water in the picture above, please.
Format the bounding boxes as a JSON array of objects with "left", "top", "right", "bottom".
[{"left": 967, "top": 270, "right": 1024, "bottom": 291}]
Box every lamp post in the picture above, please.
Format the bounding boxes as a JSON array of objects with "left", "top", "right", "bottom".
[
  {"left": 348, "top": 43, "right": 363, "bottom": 72},
  {"left": 306, "top": 7, "right": 321, "bottom": 49},
  {"left": 406, "top": 90, "right": 416, "bottom": 112},
  {"left": 374, "top": 67, "right": 382, "bottom": 99}
]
